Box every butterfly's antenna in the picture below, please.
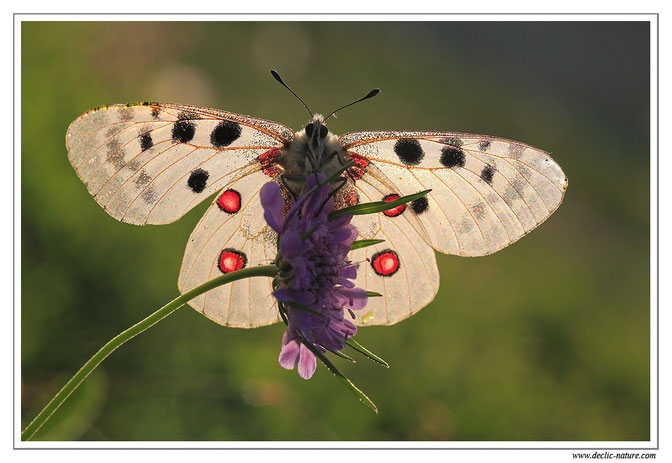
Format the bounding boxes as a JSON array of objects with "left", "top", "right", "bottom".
[
  {"left": 270, "top": 69, "right": 313, "bottom": 117},
  {"left": 324, "top": 88, "right": 381, "bottom": 122}
]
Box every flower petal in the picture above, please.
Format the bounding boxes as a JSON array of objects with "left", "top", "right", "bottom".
[
  {"left": 303, "top": 173, "right": 325, "bottom": 190},
  {"left": 280, "top": 231, "right": 309, "bottom": 258},
  {"left": 278, "top": 333, "right": 301, "bottom": 370},
  {"left": 297, "top": 343, "right": 317, "bottom": 379},
  {"left": 260, "top": 182, "right": 285, "bottom": 233},
  {"left": 337, "top": 287, "right": 368, "bottom": 311},
  {"left": 303, "top": 185, "right": 330, "bottom": 219},
  {"left": 340, "top": 264, "right": 357, "bottom": 280}
]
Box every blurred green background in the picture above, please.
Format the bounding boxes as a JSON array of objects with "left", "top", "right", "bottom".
[{"left": 21, "top": 21, "right": 650, "bottom": 441}]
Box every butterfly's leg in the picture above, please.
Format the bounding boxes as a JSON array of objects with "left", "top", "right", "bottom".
[
  {"left": 318, "top": 176, "right": 348, "bottom": 213},
  {"left": 280, "top": 173, "right": 304, "bottom": 201},
  {"left": 335, "top": 150, "right": 358, "bottom": 184},
  {"left": 319, "top": 149, "right": 339, "bottom": 167}
]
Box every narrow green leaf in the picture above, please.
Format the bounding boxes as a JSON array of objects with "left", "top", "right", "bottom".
[
  {"left": 366, "top": 291, "right": 383, "bottom": 298},
  {"left": 301, "top": 341, "right": 377, "bottom": 414},
  {"left": 328, "top": 348, "right": 357, "bottom": 363},
  {"left": 346, "top": 339, "right": 390, "bottom": 368},
  {"left": 350, "top": 239, "right": 385, "bottom": 250},
  {"left": 329, "top": 189, "right": 432, "bottom": 219}
]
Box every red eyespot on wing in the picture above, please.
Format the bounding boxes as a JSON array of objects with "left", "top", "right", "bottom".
[
  {"left": 371, "top": 249, "right": 400, "bottom": 277},
  {"left": 259, "top": 149, "right": 283, "bottom": 177},
  {"left": 348, "top": 152, "right": 370, "bottom": 180},
  {"left": 382, "top": 194, "right": 406, "bottom": 217},
  {"left": 217, "top": 189, "right": 241, "bottom": 214},
  {"left": 218, "top": 249, "right": 247, "bottom": 273}
]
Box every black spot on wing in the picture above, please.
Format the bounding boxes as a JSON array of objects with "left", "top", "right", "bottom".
[
  {"left": 141, "top": 186, "right": 157, "bottom": 204},
  {"left": 457, "top": 216, "right": 474, "bottom": 233},
  {"left": 118, "top": 106, "right": 134, "bottom": 121},
  {"left": 187, "top": 168, "right": 209, "bottom": 193},
  {"left": 172, "top": 112, "right": 199, "bottom": 144},
  {"left": 105, "top": 125, "right": 122, "bottom": 139},
  {"left": 172, "top": 120, "right": 195, "bottom": 144},
  {"left": 394, "top": 138, "right": 424, "bottom": 166},
  {"left": 479, "top": 139, "right": 492, "bottom": 151},
  {"left": 411, "top": 196, "right": 429, "bottom": 214},
  {"left": 508, "top": 143, "right": 525, "bottom": 158},
  {"left": 211, "top": 121, "right": 242, "bottom": 148},
  {"left": 440, "top": 146, "right": 466, "bottom": 168},
  {"left": 472, "top": 202, "right": 486, "bottom": 219},
  {"left": 134, "top": 170, "right": 151, "bottom": 189},
  {"left": 140, "top": 131, "right": 153, "bottom": 151},
  {"left": 511, "top": 174, "right": 527, "bottom": 191},
  {"left": 106, "top": 138, "right": 126, "bottom": 169},
  {"left": 481, "top": 165, "right": 495, "bottom": 184},
  {"left": 179, "top": 111, "right": 200, "bottom": 120},
  {"left": 441, "top": 137, "right": 463, "bottom": 147},
  {"left": 502, "top": 186, "right": 519, "bottom": 203},
  {"left": 127, "top": 160, "right": 141, "bottom": 172}
]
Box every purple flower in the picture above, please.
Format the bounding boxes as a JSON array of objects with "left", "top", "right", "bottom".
[{"left": 260, "top": 174, "right": 368, "bottom": 379}]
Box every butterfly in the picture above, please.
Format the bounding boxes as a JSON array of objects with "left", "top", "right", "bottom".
[{"left": 65, "top": 72, "right": 567, "bottom": 329}]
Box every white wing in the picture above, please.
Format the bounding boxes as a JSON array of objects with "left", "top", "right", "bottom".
[
  {"left": 66, "top": 102, "right": 293, "bottom": 225},
  {"left": 346, "top": 177, "right": 440, "bottom": 326},
  {"left": 178, "top": 168, "right": 281, "bottom": 328},
  {"left": 342, "top": 131, "right": 568, "bottom": 257}
]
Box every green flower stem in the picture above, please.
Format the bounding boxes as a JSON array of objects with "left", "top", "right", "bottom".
[{"left": 21, "top": 265, "right": 278, "bottom": 441}]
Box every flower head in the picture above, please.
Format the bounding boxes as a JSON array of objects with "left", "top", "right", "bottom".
[{"left": 260, "top": 174, "right": 368, "bottom": 379}]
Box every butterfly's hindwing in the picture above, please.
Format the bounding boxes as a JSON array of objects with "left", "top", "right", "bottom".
[
  {"left": 347, "top": 179, "right": 439, "bottom": 326},
  {"left": 178, "top": 168, "right": 281, "bottom": 328},
  {"left": 342, "top": 131, "right": 568, "bottom": 257},
  {"left": 66, "top": 103, "right": 292, "bottom": 225}
]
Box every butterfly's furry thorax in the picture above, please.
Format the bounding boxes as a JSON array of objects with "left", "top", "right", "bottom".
[{"left": 278, "top": 113, "right": 350, "bottom": 197}]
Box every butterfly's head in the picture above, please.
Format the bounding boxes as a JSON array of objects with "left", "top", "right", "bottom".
[
  {"left": 304, "top": 114, "right": 329, "bottom": 142},
  {"left": 302, "top": 113, "right": 341, "bottom": 161}
]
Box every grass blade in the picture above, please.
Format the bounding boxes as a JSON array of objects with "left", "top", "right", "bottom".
[
  {"left": 346, "top": 339, "right": 390, "bottom": 368},
  {"left": 329, "top": 189, "right": 431, "bottom": 219},
  {"left": 302, "top": 341, "right": 377, "bottom": 413},
  {"left": 328, "top": 348, "right": 357, "bottom": 363},
  {"left": 350, "top": 239, "right": 385, "bottom": 250}
]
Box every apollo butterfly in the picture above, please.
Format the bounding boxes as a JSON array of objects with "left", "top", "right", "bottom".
[{"left": 65, "top": 71, "right": 567, "bottom": 328}]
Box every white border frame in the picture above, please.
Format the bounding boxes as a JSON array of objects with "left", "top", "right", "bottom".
[{"left": 11, "top": 12, "right": 660, "bottom": 457}]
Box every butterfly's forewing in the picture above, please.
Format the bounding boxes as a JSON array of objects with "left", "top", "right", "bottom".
[
  {"left": 342, "top": 131, "right": 568, "bottom": 257},
  {"left": 347, "top": 177, "right": 439, "bottom": 326},
  {"left": 66, "top": 103, "right": 293, "bottom": 225},
  {"left": 178, "top": 167, "right": 281, "bottom": 328}
]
